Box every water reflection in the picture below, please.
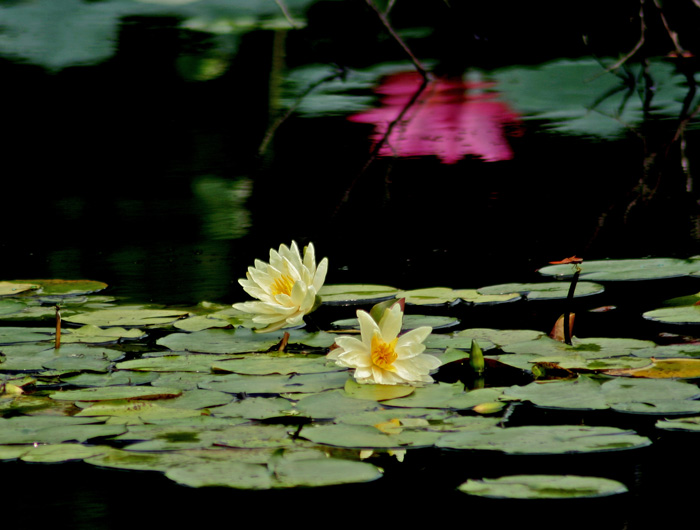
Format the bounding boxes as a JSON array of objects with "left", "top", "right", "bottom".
[{"left": 348, "top": 71, "right": 521, "bottom": 164}]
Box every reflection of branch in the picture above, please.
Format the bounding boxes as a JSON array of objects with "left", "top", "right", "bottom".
[
  {"left": 605, "top": 0, "right": 646, "bottom": 73},
  {"left": 258, "top": 68, "right": 346, "bottom": 156},
  {"left": 334, "top": 75, "right": 430, "bottom": 214},
  {"left": 274, "top": 0, "right": 302, "bottom": 28},
  {"left": 365, "top": 0, "right": 430, "bottom": 80},
  {"left": 653, "top": 0, "right": 686, "bottom": 56}
]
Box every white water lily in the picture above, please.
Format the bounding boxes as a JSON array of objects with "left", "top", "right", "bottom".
[
  {"left": 233, "top": 241, "right": 328, "bottom": 332},
  {"left": 328, "top": 304, "right": 441, "bottom": 385}
]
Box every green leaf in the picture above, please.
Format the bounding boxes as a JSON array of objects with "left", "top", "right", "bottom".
[
  {"left": 437, "top": 425, "right": 651, "bottom": 454},
  {"left": 477, "top": 281, "right": 603, "bottom": 300},
  {"left": 458, "top": 475, "right": 628, "bottom": 499},
  {"left": 318, "top": 284, "right": 399, "bottom": 305},
  {"left": 539, "top": 257, "right": 700, "bottom": 281},
  {"left": 64, "top": 307, "right": 190, "bottom": 327}
]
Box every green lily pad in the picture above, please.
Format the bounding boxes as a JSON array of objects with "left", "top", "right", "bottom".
[
  {"left": 437, "top": 425, "right": 651, "bottom": 453},
  {"left": 0, "top": 281, "right": 39, "bottom": 296},
  {"left": 396, "top": 287, "right": 519, "bottom": 306},
  {"left": 458, "top": 475, "right": 628, "bottom": 499},
  {"left": 64, "top": 307, "right": 190, "bottom": 327},
  {"left": 211, "top": 355, "right": 338, "bottom": 375},
  {"left": 61, "top": 324, "right": 146, "bottom": 343},
  {"left": 477, "top": 281, "right": 603, "bottom": 300},
  {"left": 200, "top": 371, "right": 349, "bottom": 395},
  {"left": 0, "top": 299, "right": 28, "bottom": 316},
  {"left": 503, "top": 376, "right": 608, "bottom": 410},
  {"left": 116, "top": 354, "right": 238, "bottom": 373},
  {"left": 0, "top": 416, "right": 126, "bottom": 444},
  {"left": 656, "top": 416, "right": 700, "bottom": 432},
  {"left": 14, "top": 279, "right": 108, "bottom": 296},
  {"left": 156, "top": 327, "right": 283, "bottom": 354},
  {"left": 270, "top": 456, "right": 383, "bottom": 488},
  {"left": 300, "top": 422, "right": 441, "bottom": 449},
  {"left": 539, "top": 257, "right": 700, "bottom": 281},
  {"left": 332, "top": 314, "right": 459, "bottom": 331},
  {"left": 210, "top": 396, "right": 294, "bottom": 420},
  {"left": 643, "top": 306, "right": 700, "bottom": 324},
  {"left": 294, "top": 390, "right": 382, "bottom": 420},
  {"left": 49, "top": 386, "right": 183, "bottom": 402},
  {"left": 318, "top": 284, "right": 399, "bottom": 305},
  {"left": 20, "top": 443, "right": 111, "bottom": 463}
]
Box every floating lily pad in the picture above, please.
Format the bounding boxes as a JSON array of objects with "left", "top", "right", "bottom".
[
  {"left": 396, "top": 287, "right": 519, "bottom": 306},
  {"left": 437, "top": 425, "right": 651, "bottom": 454},
  {"left": 539, "top": 258, "right": 700, "bottom": 281},
  {"left": 14, "top": 279, "right": 108, "bottom": 296},
  {"left": 0, "top": 327, "right": 54, "bottom": 345},
  {"left": 503, "top": 376, "right": 608, "bottom": 410},
  {"left": 332, "top": 314, "right": 459, "bottom": 331},
  {"left": 0, "top": 416, "right": 125, "bottom": 444},
  {"left": 643, "top": 306, "right": 700, "bottom": 324},
  {"left": 477, "top": 281, "right": 604, "bottom": 300},
  {"left": 156, "top": 327, "right": 283, "bottom": 354},
  {"left": 0, "top": 281, "right": 39, "bottom": 296},
  {"left": 605, "top": 358, "right": 700, "bottom": 378},
  {"left": 458, "top": 474, "right": 628, "bottom": 499},
  {"left": 318, "top": 284, "right": 399, "bottom": 305},
  {"left": 61, "top": 324, "right": 146, "bottom": 343},
  {"left": 200, "top": 371, "right": 349, "bottom": 395},
  {"left": 0, "top": 299, "right": 28, "bottom": 316},
  {"left": 49, "top": 386, "right": 183, "bottom": 402},
  {"left": 20, "top": 443, "right": 110, "bottom": 463},
  {"left": 656, "top": 416, "right": 700, "bottom": 432},
  {"left": 64, "top": 307, "right": 190, "bottom": 327},
  {"left": 300, "top": 422, "right": 441, "bottom": 449},
  {"left": 211, "top": 355, "right": 338, "bottom": 375}
]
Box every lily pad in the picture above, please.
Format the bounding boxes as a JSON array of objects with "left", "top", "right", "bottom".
[
  {"left": 458, "top": 474, "right": 628, "bottom": 499},
  {"left": 643, "top": 306, "right": 700, "bottom": 324},
  {"left": 15, "top": 279, "right": 108, "bottom": 296},
  {"left": 49, "top": 386, "right": 183, "bottom": 402},
  {"left": 318, "top": 284, "right": 399, "bottom": 305},
  {"left": 539, "top": 257, "right": 700, "bottom": 281},
  {"left": 0, "top": 281, "right": 39, "bottom": 296},
  {"left": 396, "top": 287, "right": 519, "bottom": 306},
  {"left": 437, "top": 425, "right": 651, "bottom": 454},
  {"left": 64, "top": 307, "right": 190, "bottom": 327},
  {"left": 605, "top": 358, "right": 700, "bottom": 378},
  {"left": 478, "top": 281, "right": 604, "bottom": 300},
  {"left": 156, "top": 327, "right": 283, "bottom": 354}
]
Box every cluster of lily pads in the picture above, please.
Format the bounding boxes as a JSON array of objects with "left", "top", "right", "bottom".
[{"left": 2, "top": 257, "right": 700, "bottom": 498}]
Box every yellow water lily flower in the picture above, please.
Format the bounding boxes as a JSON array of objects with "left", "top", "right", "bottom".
[
  {"left": 233, "top": 241, "right": 328, "bottom": 332},
  {"left": 328, "top": 304, "right": 441, "bottom": 385}
]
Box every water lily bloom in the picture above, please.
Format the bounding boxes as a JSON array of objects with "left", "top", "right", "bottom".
[
  {"left": 328, "top": 304, "right": 441, "bottom": 385},
  {"left": 233, "top": 241, "right": 328, "bottom": 332}
]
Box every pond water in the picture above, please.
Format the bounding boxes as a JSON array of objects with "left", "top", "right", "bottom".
[{"left": 3, "top": 1, "right": 700, "bottom": 528}]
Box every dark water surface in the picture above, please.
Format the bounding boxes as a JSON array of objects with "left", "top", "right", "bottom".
[{"left": 3, "top": 1, "right": 700, "bottom": 528}]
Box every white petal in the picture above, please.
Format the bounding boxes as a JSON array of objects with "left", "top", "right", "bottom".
[
  {"left": 356, "top": 310, "right": 380, "bottom": 349},
  {"left": 313, "top": 257, "right": 329, "bottom": 292},
  {"left": 379, "top": 305, "right": 402, "bottom": 343}
]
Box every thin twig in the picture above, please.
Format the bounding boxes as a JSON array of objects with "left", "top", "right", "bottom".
[
  {"left": 365, "top": 0, "right": 430, "bottom": 80},
  {"left": 334, "top": 74, "right": 430, "bottom": 214}
]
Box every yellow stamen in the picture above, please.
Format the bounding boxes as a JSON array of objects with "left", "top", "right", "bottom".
[
  {"left": 270, "top": 275, "right": 295, "bottom": 297},
  {"left": 371, "top": 333, "right": 398, "bottom": 371}
]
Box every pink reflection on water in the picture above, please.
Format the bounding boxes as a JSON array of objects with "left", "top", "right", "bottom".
[{"left": 348, "top": 71, "right": 522, "bottom": 164}]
